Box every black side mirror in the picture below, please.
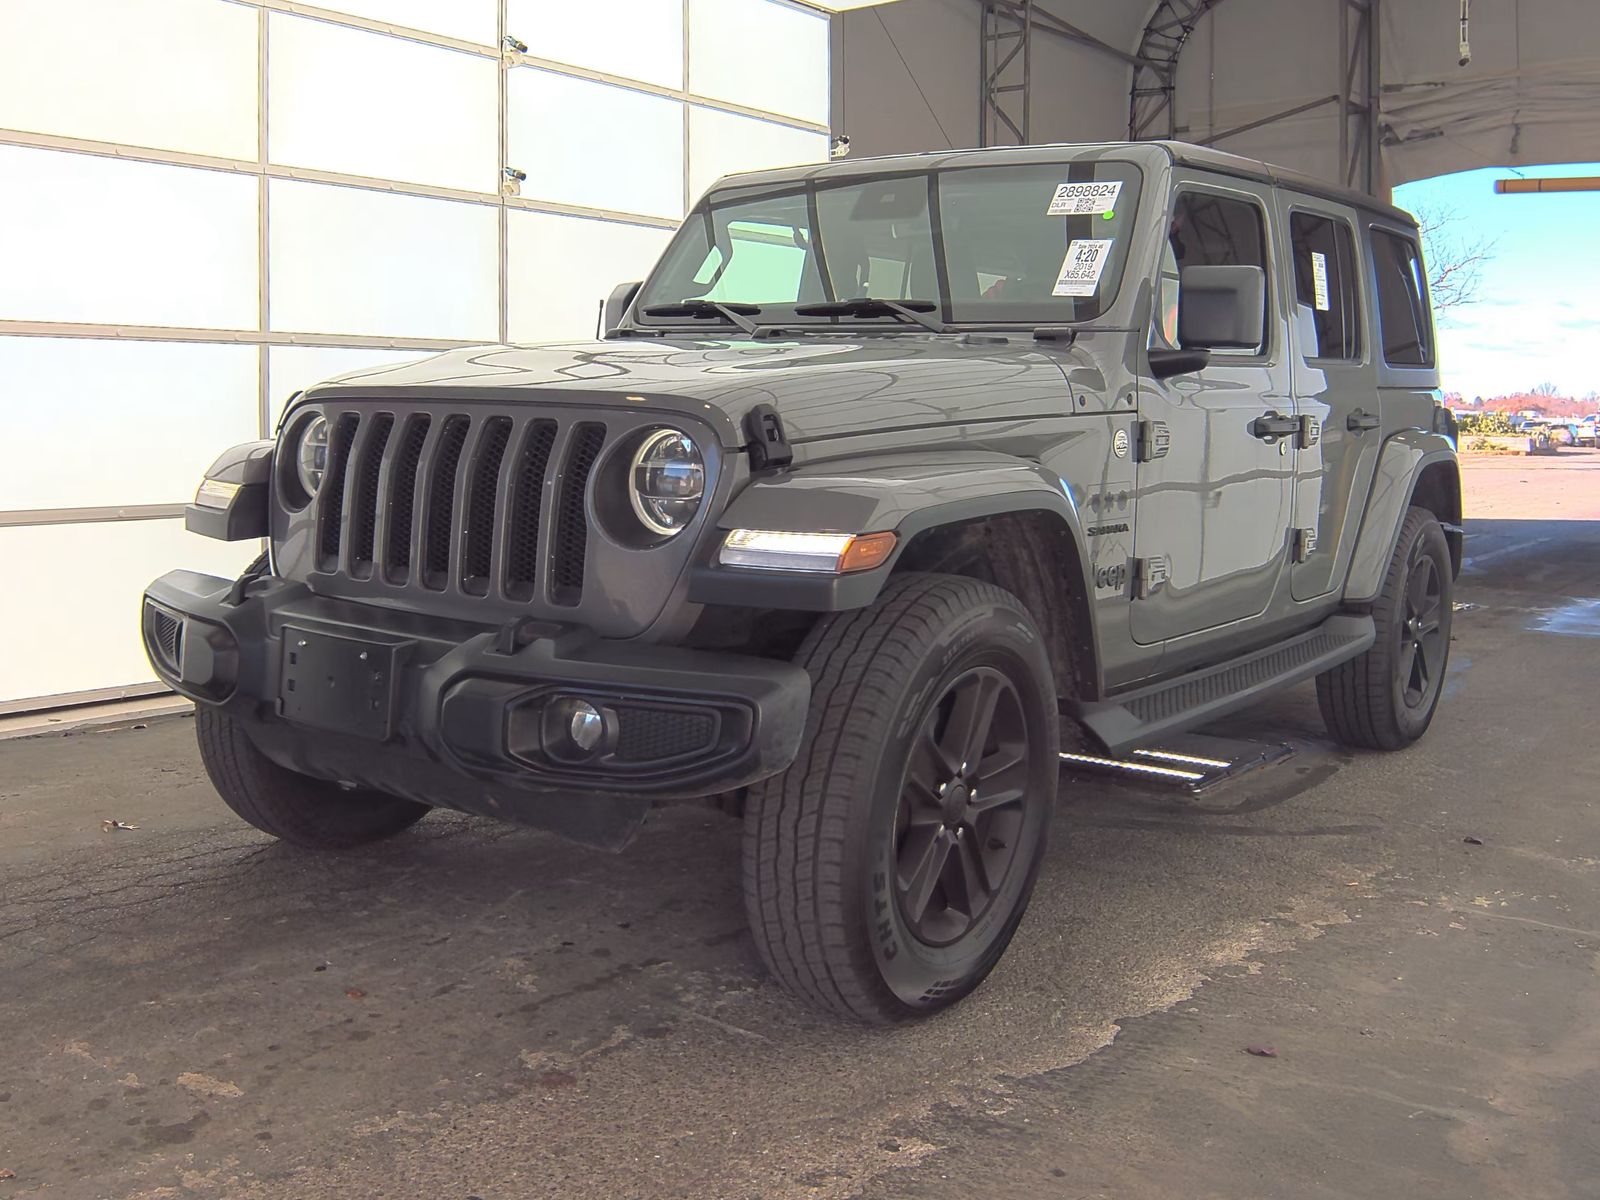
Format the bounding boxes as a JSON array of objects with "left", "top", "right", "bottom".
[
  {"left": 1177, "top": 265, "right": 1265, "bottom": 351},
  {"left": 1148, "top": 347, "right": 1212, "bottom": 379},
  {"left": 601, "top": 281, "right": 642, "bottom": 338}
]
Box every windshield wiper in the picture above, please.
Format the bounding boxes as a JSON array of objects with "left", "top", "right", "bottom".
[
  {"left": 639, "top": 299, "right": 762, "bottom": 335},
  {"left": 792, "top": 298, "right": 947, "bottom": 334}
]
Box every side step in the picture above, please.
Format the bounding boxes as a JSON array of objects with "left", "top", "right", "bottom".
[
  {"left": 1067, "top": 613, "right": 1375, "bottom": 756},
  {"left": 1060, "top": 733, "right": 1294, "bottom": 794}
]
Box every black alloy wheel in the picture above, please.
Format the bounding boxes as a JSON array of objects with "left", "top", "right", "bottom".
[
  {"left": 1398, "top": 537, "right": 1447, "bottom": 711},
  {"left": 894, "top": 666, "right": 1031, "bottom": 947}
]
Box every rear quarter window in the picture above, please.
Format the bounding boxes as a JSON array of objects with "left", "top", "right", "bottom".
[{"left": 1371, "top": 228, "right": 1434, "bottom": 367}]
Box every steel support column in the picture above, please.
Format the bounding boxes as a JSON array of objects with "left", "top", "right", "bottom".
[
  {"left": 980, "top": 0, "right": 1032, "bottom": 147},
  {"left": 1339, "top": 0, "right": 1381, "bottom": 193}
]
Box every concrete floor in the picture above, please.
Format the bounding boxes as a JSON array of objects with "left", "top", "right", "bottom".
[{"left": 2, "top": 462, "right": 1598, "bottom": 1199}]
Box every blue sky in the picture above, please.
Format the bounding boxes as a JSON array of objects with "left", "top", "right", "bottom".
[{"left": 1394, "top": 162, "right": 1600, "bottom": 401}]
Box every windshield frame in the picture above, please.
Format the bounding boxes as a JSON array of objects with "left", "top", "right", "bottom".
[{"left": 629, "top": 157, "right": 1148, "bottom": 335}]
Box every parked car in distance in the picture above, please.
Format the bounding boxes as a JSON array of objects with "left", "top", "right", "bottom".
[
  {"left": 1577, "top": 415, "right": 1598, "bottom": 446},
  {"left": 142, "top": 140, "right": 1461, "bottom": 1023}
]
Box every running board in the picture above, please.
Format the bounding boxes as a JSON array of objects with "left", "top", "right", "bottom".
[
  {"left": 1060, "top": 734, "right": 1293, "bottom": 794},
  {"left": 1067, "top": 613, "right": 1375, "bottom": 756}
]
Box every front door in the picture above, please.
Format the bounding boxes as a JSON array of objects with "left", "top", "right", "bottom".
[{"left": 1131, "top": 181, "right": 1296, "bottom": 646}]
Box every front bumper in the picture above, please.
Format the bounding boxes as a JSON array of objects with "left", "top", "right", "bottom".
[{"left": 141, "top": 570, "right": 810, "bottom": 833}]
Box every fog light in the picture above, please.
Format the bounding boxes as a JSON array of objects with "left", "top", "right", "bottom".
[{"left": 545, "top": 696, "right": 610, "bottom": 759}]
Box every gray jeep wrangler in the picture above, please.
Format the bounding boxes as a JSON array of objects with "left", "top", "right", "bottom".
[{"left": 144, "top": 141, "right": 1460, "bottom": 1023}]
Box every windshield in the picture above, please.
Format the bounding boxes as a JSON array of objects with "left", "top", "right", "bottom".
[{"left": 634, "top": 159, "right": 1143, "bottom": 329}]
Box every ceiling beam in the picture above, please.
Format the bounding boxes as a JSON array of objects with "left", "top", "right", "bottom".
[{"left": 984, "top": 0, "right": 1154, "bottom": 68}]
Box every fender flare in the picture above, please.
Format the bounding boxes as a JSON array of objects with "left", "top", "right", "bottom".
[
  {"left": 686, "top": 451, "right": 1093, "bottom": 614},
  {"left": 1343, "top": 430, "right": 1460, "bottom": 605}
]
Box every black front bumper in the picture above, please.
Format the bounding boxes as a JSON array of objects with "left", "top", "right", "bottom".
[{"left": 142, "top": 570, "right": 810, "bottom": 838}]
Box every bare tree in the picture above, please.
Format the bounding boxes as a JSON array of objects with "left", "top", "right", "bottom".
[
  {"left": 1413, "top": 204, "right": 1497, "bottom": 314},
  {"left": 1530, "top": 381, "right": 1561, "bottom": 397}
]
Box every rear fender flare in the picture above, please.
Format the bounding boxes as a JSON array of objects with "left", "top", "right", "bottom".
[{"left": 1344, "top": 430, "right": 1460, "bottom": 604}]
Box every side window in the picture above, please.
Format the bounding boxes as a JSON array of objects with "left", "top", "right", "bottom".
[
  {"left": 1289, "top": 212, "right": 1361, "bottom": 360},
  {"left": 1166, "top": 191, "right": 1271, "bottom": 354},
  {"left": 1371, "top": 229, "right": 1434, "bottom": 366}
]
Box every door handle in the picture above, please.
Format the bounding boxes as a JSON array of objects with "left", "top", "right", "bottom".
[
  {"left": 1348, "top": 409, "right": 1382, "bottom": 433},
  {"left": 1250, "top": 412, "right": 1300, "bottom": 441}
]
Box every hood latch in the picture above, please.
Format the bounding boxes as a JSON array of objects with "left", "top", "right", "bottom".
[{"left": 743, "top": 404, "right": 793, "bottom": 471}]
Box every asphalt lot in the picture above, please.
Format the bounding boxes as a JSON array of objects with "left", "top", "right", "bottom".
[{"left": 2, "top": 454, "right": 1598, "bottom": 1199}]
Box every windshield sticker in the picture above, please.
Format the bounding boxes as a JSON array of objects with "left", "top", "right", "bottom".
[
  {"left": 1047, "top": 181, "right": 1123, "bottom": 217},
  {"left": 1053, "top": 239, "right": 1114, "bottom": 297},
  {"left": 1311, "top": 251, "right": 1331, "bottom": 311}
]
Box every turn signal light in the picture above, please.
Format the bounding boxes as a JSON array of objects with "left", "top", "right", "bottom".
[{"left": 719, "top": 529, "right": 898, "bottom": 574}]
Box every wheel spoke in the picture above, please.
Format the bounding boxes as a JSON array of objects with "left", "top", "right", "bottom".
[
  {"left": 940, "top": 671, "right": 1002, "bottom": 773},
  {"left": 1406, "top": 561, "right": 1432, "bottom": 615},
  {"left": 900, "top": 828, "right": 951, "bottom": 924},
  {"left": 1398, "top": 640, "right": 1419, "bottom": 697},
  {"left": 970, "top": 744, "right": 1028, "bottom": 813},
  {"left": 905, "top": 726, "right": 946, "bottom": 806},
  {"left": 948, "top": 833, "right": 992, "bottom": 917}
]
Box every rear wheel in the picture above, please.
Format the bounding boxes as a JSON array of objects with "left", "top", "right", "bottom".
[
  {"left": 742, "top": 574, "right": 1058, "bottom": 1023},
  {"left": 196, "top": 708, "right": 429, "bottom": 849},
  {"left": 1317, "top": 506, "right": 1453, "bottom": 750}
]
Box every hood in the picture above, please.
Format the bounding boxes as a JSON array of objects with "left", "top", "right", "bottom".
[{"left": 306, "top": 335, "right": 1088, "bottom": 448}]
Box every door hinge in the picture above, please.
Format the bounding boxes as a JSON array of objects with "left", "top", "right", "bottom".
[
  {"left": 1293, "top": 527, "right": 1319, "bottom": 563},
  {"left": 1133, "top": 555, "right": 1170, "bottom": 598},
  {"left": 742, "top": 404, "right": 792, "bottom": 470},
  {"left": 1135, "top": 419, "right": 1171, "bottom": 462},
  {"left": 1297, "top": 416, "right": 1322, "bottom": 449}
]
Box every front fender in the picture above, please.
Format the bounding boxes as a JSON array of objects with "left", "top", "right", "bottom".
[
  {"left": 686, "top": 450, "right": 1091, "bottom": 612},
  {"left": 1344, "top": 430, "right": 1459, "bottom": 605}
]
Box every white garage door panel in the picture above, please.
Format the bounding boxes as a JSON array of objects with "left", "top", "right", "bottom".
[
  {"left": 268, "top": 179, "right": 498, "bottom": 340},
  {"left": 507, "top": 212, "right": 674, "bottom": 342},
  {"left": 507, "top": 0, "right": 684, "bottom": 89},
  {"left": 508, "top": 69, "right": 685, "bottom": 219},
  {"left": 688, "top": 106, "right": 829, "bottom": 201},
  {"left": 0, "top": 146, "right": 259, "bottom": 330},
  {"left": 0, "top": 339, "right": 259, "bottom": 511},
  {"left": 267, "top": 346, "right": 436, "bottom": 428},
  {"left": 0, "top": 0, "right": 258, "bottom": 160},
  {"left": 268, "top": 14, "right": 499, "bottom": 193},
  {"left": 689, "top": 0, "right": 829, "bottom": 125},
  {"left": 309, "top": 0, "right": 498, "bottom": 46},
  {"left": 0, "top": 521, "right": 256, "bottom": 705}
]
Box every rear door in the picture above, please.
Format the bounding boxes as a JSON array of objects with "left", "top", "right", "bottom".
[
  {"left": 1280, "top": 199, "right": 1382, "bottom": 600},
  {"left": 1132, "top": 179, "right": 1296, "bottom": 645}
]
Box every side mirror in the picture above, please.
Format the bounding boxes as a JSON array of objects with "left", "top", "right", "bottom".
[
  {"left": 601, "top": 281, "right": 642, "bottom": 338},
  {"left": 1177, "top": 265, "right": 1265, "bottom": 351}
]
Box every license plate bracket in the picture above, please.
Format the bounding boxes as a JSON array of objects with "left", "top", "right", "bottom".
[{"left": 279, "top": 626, "right": 405, "bottom": 740}]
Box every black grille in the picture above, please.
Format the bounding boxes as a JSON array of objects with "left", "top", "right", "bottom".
[
  {"left": 384, "top": 415, "right": 430, "bottom": 582},
  {"left": 461, "top": 418, "right": 512, "bottom": 595},
  {"left": 422, "top": 415, "right": 470, "bottom": 590},
  {"left": 551, "top": 423, "right": 606, "bottom": 606},
  {"left": 614, "top": 706, "right": 719, "bottom": 763},
  {"left": 506, "top": 420, "right": 557, "bottom": 600},
  {"left": 151, "top": 609, "right": 183, "bottom": 672},
  {"left": 306, "top": 407, "right": 632, "bottom": 606},
  {"left": 349, "top": 413, "right": 393, "bottom": 577},
  {"left": 316, "top": 413, "right": 359, "bottom": 568}
]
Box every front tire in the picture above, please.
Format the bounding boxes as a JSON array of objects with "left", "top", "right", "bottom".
[
  {"left": 742, "top": 574, "right": 1059, "bottom": 1023},
  {"left": 196, "top": 709, "right": 430, "bottom": 849},
  {"left": 1317, "top": 506, "right": 1453, "bottom": 750}
]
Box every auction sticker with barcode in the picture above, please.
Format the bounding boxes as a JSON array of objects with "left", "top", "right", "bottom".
[
  {"left": 1053, "top": 239, "right": 1114, "bottom": 297},
  {"left": 1046, "top": 181, "right": 1122, "bottom": 216},
  {"left": 1311, "top": 251, "right": 1331, "bottom": 311}
]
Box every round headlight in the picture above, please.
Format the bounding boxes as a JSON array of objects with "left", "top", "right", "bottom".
[
  {"left": 629, "top": 428, "right": 704, "bottom": 537},
  {"left": 295, "top": 415, "right": 330, "bottom": 497}
]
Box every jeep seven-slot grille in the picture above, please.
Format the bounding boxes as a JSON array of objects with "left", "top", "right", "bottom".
[{"left": 311, "top": 408, "right": 618, "bottom": 606}]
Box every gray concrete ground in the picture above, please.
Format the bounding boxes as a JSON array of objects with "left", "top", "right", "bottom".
[{"left": 2, "top": 458, "right": 1598, "bottom": 1199}]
